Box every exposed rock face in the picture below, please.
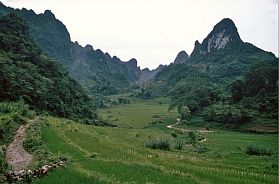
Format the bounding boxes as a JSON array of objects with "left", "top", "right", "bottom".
[
  {"left": 174, "top": 51, "right": 189, "bottom": 64},
  {"left": 123, "top": 58, "right": 141, "bottom": 81},
  {"left": 190, "top": 18, "right": 242, "bottom": 61},
  {"left": 207, "top": 29, "right": 231, "bottom": 53}
]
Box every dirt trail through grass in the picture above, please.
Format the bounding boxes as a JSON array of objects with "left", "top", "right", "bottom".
[
  {"left": 6, "top": 119, "right": 35, "bottom": 171},
  {"left": 166, "top": 119, "right": 213, "bottom": 143}
]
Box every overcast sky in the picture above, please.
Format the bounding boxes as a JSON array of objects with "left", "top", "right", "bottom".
[{"left": 3, "top": 0, "right": 278, "bottom": 69}]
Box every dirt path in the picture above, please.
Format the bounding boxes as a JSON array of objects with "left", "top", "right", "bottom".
[
  {"left": 166, "top": 119, "right": 213, "bottom": 143},
  {"left": 6, "top": 123, "right": 33, "bottom": 171}
]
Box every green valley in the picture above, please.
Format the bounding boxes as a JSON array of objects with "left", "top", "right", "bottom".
[
  {"left": 0, "top": 1, "right": 278, "bottom": 184},
  {"left": 30, "top": 100, "right": 277, "bottom": 184}
]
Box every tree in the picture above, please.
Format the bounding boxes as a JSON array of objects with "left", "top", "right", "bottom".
[
  {"left": 179, "top": 106, "right": 191, "bottom": 120},
  {"left": 231, "top": 78, "right": 245, "bottom": 102}
]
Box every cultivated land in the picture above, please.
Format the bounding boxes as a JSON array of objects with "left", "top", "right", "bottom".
[
  {"left": 27, "top": 99, "right": 277, "bottom": 184},
  {"left": 0, "top": 6, "right": 277, "bottom": 184}
]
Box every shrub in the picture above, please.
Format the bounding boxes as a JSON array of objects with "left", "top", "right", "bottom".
[
  {"left": 245, "top": 143, "right": 272, "bottom": 156},
  {"left": 118, "top": 97, "right": 130, "bottom": 104},
  {"left": 24, "top": 123, "right": 43, "bottom": 152},
  {"left": 87, "top": 152, "right": 98, "bottom": 159},
  {"left": 145, "top": 138, "right": 171, "bottom": 151},
  {"left": 188, "top": 131, "right": 197, "bottom": 145},
  {"left": 0, "top": 101, "right": 35, "bottom": 118},
  {"left": 175, "top": 139, "right": 184, "bottom": 150},
  {"left": 196, "top": 146, "right": 208, "bottom": 154},
  {"left": 150, "top": 119, "right": 164, "bottom": 125},
  {"left": 171, "top": 132, "right": 177, "bottom": 138}
]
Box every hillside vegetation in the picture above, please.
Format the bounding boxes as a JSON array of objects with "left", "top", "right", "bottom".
[
  {"left": 0, "top": 3, "right": 277, "bottom": 184},
  {"left": 0, "top": 13, "right": 96, "bottom": 122},
  {"left": 144, "top": 18, "right": 278, "bottom": 130},
  {"left": 0, "top": 4, "right": 145, "bottom": 95}
]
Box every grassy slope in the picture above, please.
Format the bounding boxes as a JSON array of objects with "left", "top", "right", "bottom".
[
  {"left": 99, "top": 99, "right": 177, "bottom": 128},
  {"left": 31, "top": 99, "right": 277, "bottom": 184}
]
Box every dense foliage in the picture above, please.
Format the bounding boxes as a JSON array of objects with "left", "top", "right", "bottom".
[
  {"left": 204, "top": 103, "right": 251, "bottom": 125},
  {"left": 0, "top": 14, "right": 96, "bottom": 122},
  {"left": 230, "top": 61, "right": 278, "bottom": 114}
]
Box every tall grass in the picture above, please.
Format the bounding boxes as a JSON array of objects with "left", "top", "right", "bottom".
[
  {"left": 145, "top": 138, "right": 171, "bottom": 150},
  {"left": 245, "top": 143, "right": 273, "bottom": 156},
  {"left": 0, "top": 100, "right": 35, "bottom": 118}
]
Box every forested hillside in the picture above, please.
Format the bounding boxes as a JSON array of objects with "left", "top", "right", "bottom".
[
  {"left": 0, "top": 13, "right": 96, "bottom": 122},
  {"left": 146, "top": 18, "right": 278, "bottom": 127},
  {"left": 0, "top": 3, "right": 145, "bottom": 95}
]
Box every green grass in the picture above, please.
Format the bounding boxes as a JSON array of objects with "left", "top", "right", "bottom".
[
  {"left": 28, "top": 99, "right": 277, "bottom": 184},
  {"left": 98, "top": 99, "right": 178, "bottom": 128}
]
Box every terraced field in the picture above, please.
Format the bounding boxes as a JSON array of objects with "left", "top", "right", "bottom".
[{"left": 31, "top": 101, "right": 278, "bottom": 184}]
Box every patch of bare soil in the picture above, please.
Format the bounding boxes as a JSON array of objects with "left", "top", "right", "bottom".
[
  {"left": 6, "top": 124, "right": 33, "bottom": 171},
  {"left": 166, "top": 119, "right": 214, "bottom": 143}
]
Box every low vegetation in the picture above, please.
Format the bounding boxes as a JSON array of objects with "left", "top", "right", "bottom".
[
  {"left": 145, "top": 137, "right": 171, "bottom": 150},
  {"left": 245, "top": 143, "right": 273, "bottom": 156},
  {"left": 0, "top": 101, "right": 34, "bottom": 181},
  {"left": 28, "top": 104, "right": 278, "bottom": 184},
  {"left": 24, "top": 118, "right": 65, "bottom": 168}
]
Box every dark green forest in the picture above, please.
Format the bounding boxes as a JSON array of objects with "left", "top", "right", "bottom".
[{"left": 0, "top": 13, "right": 96, "bottom": 122}]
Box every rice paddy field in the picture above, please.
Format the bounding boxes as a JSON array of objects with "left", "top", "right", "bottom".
[{"left": 31, "top": 100, "right": 278, "bottom": 184}]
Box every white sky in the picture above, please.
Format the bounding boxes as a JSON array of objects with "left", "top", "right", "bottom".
[{"left": 3, "top": 0, "right": 278, "bottom": 69}]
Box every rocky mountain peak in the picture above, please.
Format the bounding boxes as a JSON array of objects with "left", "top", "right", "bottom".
[
  {"left": 43, "top": 10, "right": 55, "bottom": 18},
  {"left": 203, "top": 18, "right": 241, "bottom": 53},
  {"left": 84, "top": 44, "right": 94, "bottom": 52},
  {"left": 189, "top": 18, "right": 242, "bottom": 60},
  {"left": 174, "top": 50, "right": 189, "bottom": 64},
  {"left": 127, "top": 58, "right": 138, "bottom": 68},
  {"left": 194, "top": 40, "right": 201, "bottom": 46}
]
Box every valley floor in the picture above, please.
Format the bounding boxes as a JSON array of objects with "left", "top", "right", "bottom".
[{"left": 28, "top": 99, "right": 278, "bottom": 184}]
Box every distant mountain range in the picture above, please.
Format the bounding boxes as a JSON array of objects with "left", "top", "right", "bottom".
[
  {"left": 0, "top": 3, "right": 277, "bottom": 97},
  {"left": 0, "top": 3, "right": 162, "bottom": 95}
]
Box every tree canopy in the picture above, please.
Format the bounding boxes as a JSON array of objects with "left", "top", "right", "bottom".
[{"left": 0, "top": 13, "right": 97, "bottom": 122}]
